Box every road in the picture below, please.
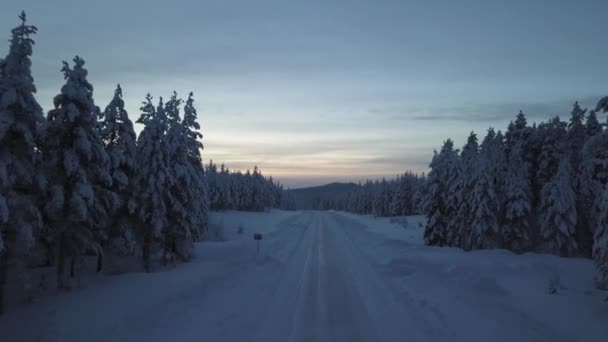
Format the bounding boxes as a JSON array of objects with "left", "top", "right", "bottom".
[
  {"left": 253, "top": 211, "right": 416, "bottom": 342},
  {"left": 2, "top": 211, "right": 602, "bottom": 342}
]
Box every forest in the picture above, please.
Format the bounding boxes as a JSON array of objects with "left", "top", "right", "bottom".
[
  {"left": 0, "top": 13, "right": 285, "bottom": 313},
  {"left": 317, "top": 100, "right": 608, "bottom": 291},
  {"left": 422, "top": 103, "right": 608, "bottom": 290}
]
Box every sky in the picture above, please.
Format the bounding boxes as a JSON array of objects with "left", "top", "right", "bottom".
[{"left": 1, "top": 0, "right": 607, "bottom": 188}]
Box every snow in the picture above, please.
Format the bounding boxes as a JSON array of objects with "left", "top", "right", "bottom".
[
  {"left": 0, "top": 210, "right": 605, "bottom": 342},
  {"left": 207, "top": 209, "right": 299, "bottom": 241}
]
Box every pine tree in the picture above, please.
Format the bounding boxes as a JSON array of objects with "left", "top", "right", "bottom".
[
  {"left": 181, "top": 92, "right": 208, "bottom": 238},
  {"left": 162, "top": 92, "right": 194, "bottom": 261},
  {"left": 469, "top": 168, "right": 501, "bottom": 250},
  {"left": 453, "top": 132, "right": 478, "bottom": 247},
  {"left": 414, "top": 174, "right": 430, "bottom": 215},
  {"left": 389, "top": 175, "right": 405, "bottom": 216},
  {"left": 502, "top": 143, "right": 532, "bottom": 252},
  {"left": 0, "top": 12, "right": 45, "bottom": 313},
  {"left": 468, "top": 132, "right": 501, "bottom": 250},
  {"left": 206, "top": 161, "right": 220, "bottom": 210},
  {"left": 539, "top": 159, "right": 578, "bottom": 256},
  {"left": 99, "top": 84, "right": 137, "bottom": 255},
  {"left": 581, "top": 129, "right": 608, "bottom": 236},
  {"left": 567, "top": 102, "right": 592, "bottom": 257},
  {"left": 593, "top": 189, "right": 608, "bottom": 289},
  {"left": 505, "top": 110, "right": 528, "bottom": 156},
  {"left": 133, "top": 95, "right": 172, "bottom": 272},
  {"left": 424, "top": 140, "right": 458, "bottom": 246},
  {"left": 585, "top": 110, "right": 602, "bottom": 138},
  {"left": 160, "top": 91, "right": 209, "bottom": 260},
  {"left": 535, "top": 117, "right": 567, "bottom": 192},
  {"left": 45, "top": 56, "right": 110, "bottom": 288},
  {"left": 592, "top": 97, "right": 608, "bottom": 289},
  {"left": 443, "top": 145, "right": 462, "bottom": 246}
]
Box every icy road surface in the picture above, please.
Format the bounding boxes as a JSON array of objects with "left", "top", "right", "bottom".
[{"left": 1, "top": 211, "right": 606, "bottom": 342}]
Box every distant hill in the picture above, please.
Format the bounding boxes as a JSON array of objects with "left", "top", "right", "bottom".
[{"left": 286, "top": 182, "right": 358, "bottom": 209}]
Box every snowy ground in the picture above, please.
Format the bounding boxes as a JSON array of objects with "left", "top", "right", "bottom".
[{"left": 1, "top": 210, "right": 606, "bottom": 342}]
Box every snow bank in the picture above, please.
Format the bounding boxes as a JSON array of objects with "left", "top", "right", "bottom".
[
  {"left": 332, "top": 212, "right": 607, "bottom": 342},
  {"left": 0, "top": 210, "right": 301, "bottom": 342}
]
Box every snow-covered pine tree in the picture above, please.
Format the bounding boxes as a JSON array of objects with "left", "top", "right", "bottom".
[
  {"left": 205, "top": 161, "right": 220, "bottom": 210},
  {"left": 567, "top": 102, "right": 592, "bottom": 257},
  {"left": 452, "top": 132, "right": 478, "bottom": 248},
  {"left": 594, "top": 189, "right": 608, "bottom": 290},
  {"left": 505, "top": 110, "right": 529, "bottom": 157},
  {"left": 181, "top": 92, "right": 208, "bottom": 238},
  {"left": 491, "top": 130, "right": 507, "bottom": 202},
  {"left": 45, "top": 56, "right": 110, "bottom": 288},
  {"left": 581, "top": 120, "right": 608, "bottom": 240},
  {"left": 413, "top": 174, "right": 430, "bottom": 216},
  {"left": 389, "top": 175, "right": 405, "bottom": 216},
  {"left": 133, "top": 95, "right": 172, "bottom": 272},
  {"left": 467, "top": 131, "right": 501, "bottom": 250},
  {"left": 444, "top": 142, "right": 463, "bottom": 247},
  {"left": 585, "top": 110, "right": 602, "bottom": 138},
  {"left": 0, "top": 12, "right": 45, "bottom": 313},
  {"left": 156, "top": 91, "right": 208, "bottom": 260},
  {"left": 251, "top": 166, "right": 265, "bottom": 211},
  {"left": 539, "top": 159, "right": 578, "bottom": 256},
  {"left": 163, "top": 92, "right": 195, "bottom": 261},
  {"left": 535, "top": 116, "right": 567, "bottom": 203},
  {"left": 505, "top": 111, "right": 538, "bottom": 205},
  {"left": 222, "top": 165, "right": 236, "bottom": 210},
  {"left": 242, "top": 170, "right": 254, "bottom": 210},
  {"left": 424, "top": 139, "right": 458, "bottom": 246},
  {"left": 592, "top": 97, "right": 608, "bottom": 289},
  {"left": 502, "top": 142, "right": 533, "bottom": 252},
  {"left": 98, "top": 84, "right": 137, "bottom": 255}
]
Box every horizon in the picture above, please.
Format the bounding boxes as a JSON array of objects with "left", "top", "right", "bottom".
[{"left": 2, "top": 0, "right": 607, "bottom": 188}]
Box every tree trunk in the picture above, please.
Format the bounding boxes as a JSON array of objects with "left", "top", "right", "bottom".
[
  {"left": 142, "top": 231, "right": 151, "bottom": 273},
  {"left": 0, "top": 249, "right": 8, "bottom": 315},
  {"left": 70, "top": 256, "right": 75, "bottom": 278},
  {"left": 56, "top": 233, "right": 65, "bottom": 290}
]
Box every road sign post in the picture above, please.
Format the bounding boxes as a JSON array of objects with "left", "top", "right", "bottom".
[{"left": 254, "top": 233, "right": 263, "bottom": 256}]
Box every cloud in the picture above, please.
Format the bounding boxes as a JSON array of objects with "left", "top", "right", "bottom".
[{"left": 369, "top": 95, "right": 603, "bottom": 124}]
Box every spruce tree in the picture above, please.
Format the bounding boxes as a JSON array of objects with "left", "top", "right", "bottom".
[
  {"left": 594, "top": 190, "right": 608, "bottom": 290},
  {"left": 592, "top": 97, "right": 608, "bottom": 289},
  {"left": 469, "top": 168, "right": 501, "bottom": 250},
  {"left": 99, "top": 84, "right": 137, "bottom": 254},
  {"left": 468, "top": 132, "right": 501, "bottom": 250},
  {"left": 182, "top": 92, "right": 209, "bottom": 238},
  {"left": 454, "top": 132, "right": 478, "bottom": 248},
  {"left": 567, "top": 102, "right": 592, "bottom": 256},
  {"left": 45, "top": 56, "right": 110, "bottom": 288},
  {"left": 585, "top": 110, "right": 602, "bottom": 138},
  {"left": 424, "top": 140, "right": 458, "bottom": 246},
  {"left": 444, "top": 145, "right": 462, "bottom": 246},
  {"left": 539, "top": 159, "right": 578, "bottom": 256},
  {"left": 0, "top": 12, "right": 45, "bottom": 313},
  {"left": 502, "top": 143, "right": 533, "bottom": 252},
  {"left": 581, "top": 128, "right": 608, "bottom": 236},
  {"left": 133, "top": 95, "right": 171, "bottom": 272},
  {"left": 535, "top": 116, "right": 567, "bottom": 194}
]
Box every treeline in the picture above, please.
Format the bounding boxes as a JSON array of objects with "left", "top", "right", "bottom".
[
  {"left": 205, "top": 162, "right": 285, "bottom": 211},
  {"left": 314, "top": 172, "right": 427, "bottom": 216},
  {"left": 0, "top": 13, "right": 284, "bottom": 313},
  {"left": 423, "top": 99, "right": 608, "bottom": 289}
]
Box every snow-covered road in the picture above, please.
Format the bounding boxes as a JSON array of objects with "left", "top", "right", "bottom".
[
  {"left": 255, "top": 212, "right": 413, "bottom": 342},
  {"left": 1, "top": 210, "right": 605, "bottom": 342}
]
